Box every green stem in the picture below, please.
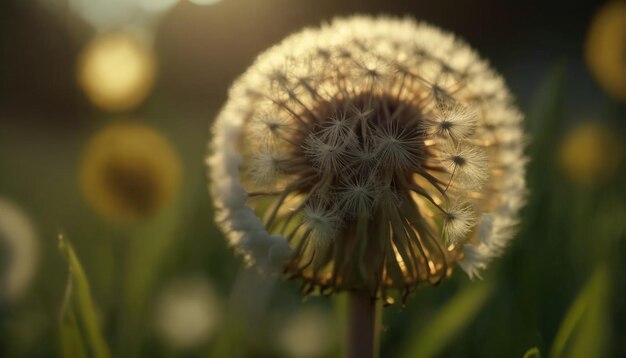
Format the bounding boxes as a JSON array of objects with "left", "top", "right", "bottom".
[{"left": 347, "top": 291, "right": 380, "bottom": 358}]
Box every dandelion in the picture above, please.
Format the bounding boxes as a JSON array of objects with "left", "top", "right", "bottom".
[
  {"left": 80, "top": 121, "right": 181, "bottom": 222},
  {"left": 207, "top": 16, "right": 526, "bottom": 303},
  {"left": 0, "top": 198, "right": 39, "bottom": 304}
]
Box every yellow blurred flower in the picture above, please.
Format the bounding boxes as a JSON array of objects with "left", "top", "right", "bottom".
[
  {"left": 0, "top": 198, "right": 39, "bottom": 304},
  {"left": 559, "top": 122, "right": 625, "bottom": 186},
  {"left": 77, "top": 33, "right": 156, "bottom": 112},
  {"left": 79, "top": 121, "right": 181, "bottom": 222},
  {"left": 585, "top": 1, "right": 626, "bottom": 102}
]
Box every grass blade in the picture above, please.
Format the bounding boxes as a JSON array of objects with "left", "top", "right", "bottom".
[
  {"left": 58, "top": 234, "right": 111, "bottom": 358},
  {"left": 549, "top": 265, "right": 610, "bottom": 358},
  {"left": 401, "top": 281, "right": 494, "bottom": 358},
  {"left": 523, "top": 347, "right": 541, "bottom": 358}
]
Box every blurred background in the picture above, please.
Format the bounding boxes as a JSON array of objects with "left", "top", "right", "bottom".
[{"left": 1, "top": 0, "right": 625, "bottom": 357}]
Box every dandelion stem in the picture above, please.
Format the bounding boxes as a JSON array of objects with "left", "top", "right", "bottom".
[{"left": 347, "top": 290, "right": 380, "bottom": 358}]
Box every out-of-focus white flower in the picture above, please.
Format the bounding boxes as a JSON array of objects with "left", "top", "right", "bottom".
[
  {"left": 0, "top": 198, "right": 39, "bottom": 304},
  {"left": 207, "top": 16, "right": 527, "bottom": 303},
  {"left": 277, "top": 306, "right": 338, "bottom": 358},
  {"left": 154, "top": 278, "right": 221, "bottom": 350}
]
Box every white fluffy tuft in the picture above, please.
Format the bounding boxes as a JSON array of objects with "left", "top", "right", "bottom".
[{"left": 442, "top": 201, "right": 477, "bottom": 244}]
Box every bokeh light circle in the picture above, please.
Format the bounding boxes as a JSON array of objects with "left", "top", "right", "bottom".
[
  {"left": 0, "top": 198, "right": 39, "bottom": 304},
  {"left": 559, "top": 121, "right": 625, "bottom": 186},
  {"left": 77, "top": 33, "right": 157, "bottom": 112},
  {"left": 277, "top": 306, "right": 337, "bottom": 358},
  {"left": 154, "top": 278, "right": 221, "bottom": 350},
  {"left": 585, "top": 1, "right": 626, "bottom": 102}
]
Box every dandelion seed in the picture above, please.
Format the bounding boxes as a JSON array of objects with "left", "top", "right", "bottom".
[
  {"left": 304, "top": 134, "right": 349, "bottom": 173},
  {"left": 207, "top": 16, "right": 527, "bottom": 300},
  {"left": 373, "top": 121, "right": 424, "bottom": 171},
  {"left": 338, "top": 177, "right": 378, "bottom": 217},
  {"left": 350, "top": 105, "right": 375, "bottom": 125},
  {"left": 439, "top": 141, "right": 489, "bottom": 189},
  {"left": 428, "top": 101, "right": 478, "bottom": 140},
  {"left": 248, "top": 150, "right": 285, "bottom": 185},
  {"left": 317, "top": 110, "right": 356, "bottom": 144},
  {"left": 301, "top": 204, "right": 340, "bottom": 254},
  {"left": 442, "top": 201, "right": 477, "bottom": 244},
  {"left": 249, "top": 110, "right": 294, "bottom": 147},
  {"left": 457, "top": 243, "right": 491, "bottom": 280}
]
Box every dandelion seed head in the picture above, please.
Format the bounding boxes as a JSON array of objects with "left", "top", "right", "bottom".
[{"left": 208, "top": 16, "right": 527, "bottom": 300}]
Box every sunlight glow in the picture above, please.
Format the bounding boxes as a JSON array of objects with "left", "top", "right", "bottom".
[
  {"left": 189, "top": 0, "right": 222, "bottom": 5},
  {"left": 77, "top": 33, "right": 156, "bottom": 112},
  {"left": 136, "top": 0, "right": 178, "bottom": 13}
]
